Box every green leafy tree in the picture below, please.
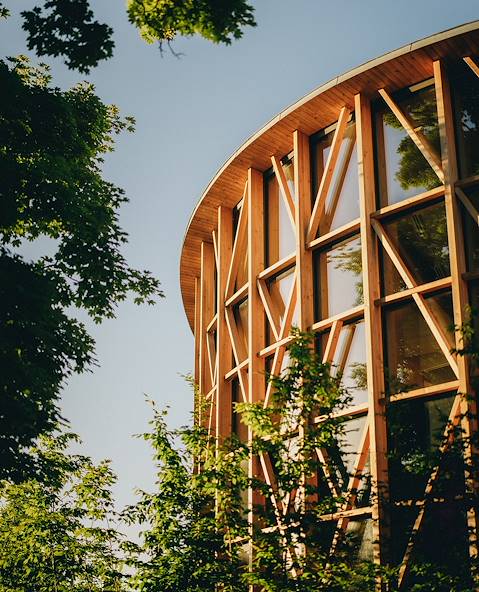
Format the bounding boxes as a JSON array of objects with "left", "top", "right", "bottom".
[
  {"left": 0, "top": 55, "right": 162, "bottom": 479},
  {"left": 0, "top": 432, "right": 127, "bottom": 591},
  {"left": 0, "top": 0, "right": 256, "bottom": 73},
  {"left": 124, "top": 400, "right": 249, "bottom": 592}
]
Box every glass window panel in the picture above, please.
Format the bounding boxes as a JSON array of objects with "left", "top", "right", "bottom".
[
  {"left": 265, "top": 266, "right": 298, "bottom": 346},
  {"left": 383, "top": 292, "right": 455, "bottom": 395},
  {"left": 265, "top": 167, "right": 296, "bottom": 267},
  {"left": 314, "top": 234, "right": 363, "bottom": 320},
  {"left": 345, "top": 518, "right": 374, "bottom": 562},
  {"left": 451, "top": 59, "right": 479, "bottom": 179},
  {"left": 232, "top": 378, "right": 248, "bottom": 443},
  {"left": 233, "top": 298, "right": 248, "bottom": 359},
  {"left": 375, "top": 84, "right": 442, "bottom": 207},
  {"left": 460, "top": 187, "right": 479, "bottom": 272},
  {"left": 381, "top": 201, "right": 450, "bottom": 295},
  {"left": 232, "top": 200, "right": 248, "bottom": 290},
  {"left": 321, "top": 320, "right": 368, "bottom": 407},
  {"left": 388, "top": 394, "right": 456, "bottom": 501},
  {"left": 312, "top": 124, "right": 359, "bottom": 237},
  {"left": 327, "top": 414, "right": 368, "bottom": 493}
]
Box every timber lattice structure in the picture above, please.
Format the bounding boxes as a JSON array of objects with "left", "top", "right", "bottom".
[{"left": 180, "top": 21, "right": 479, "bottom": 585}]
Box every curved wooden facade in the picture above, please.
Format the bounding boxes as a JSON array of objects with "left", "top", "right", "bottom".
[{"left": 181, "top": 21, "right": 479, "bottom": 583}]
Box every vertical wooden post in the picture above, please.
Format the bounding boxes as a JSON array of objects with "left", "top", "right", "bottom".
[
  {"left": 247, "top": 167, "right": 265, "bottom": 569},
  {"left": 355, "top": 93, "right": 390, "bottom": 570},
  {"left": 216, "top": 206, "right": 233, "bottom": 441},
  {"left": 199, "top": 241, "right": 216, "bottom": 425},
  {"left": 294, "top": 130, "right": 314, "bottom": 331},
  {"left": 434, "top": 59, "right": 478, "bottom": 557},
  {"left": 194, "top": 276, "right": 201, "bottom": 389}
]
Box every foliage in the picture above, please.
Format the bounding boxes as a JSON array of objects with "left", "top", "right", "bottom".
[
  {"left": 1, "top": 1, "right": 256, "bottom": 73},
  {"left": 124, "top": 398, "right": 249, "bottom": 592},
  {"left": 127, "top": 0, "right": 256, "bottom": 50},
  {"left": 0, "top": 56, "right": 162, "bottom": 480},
  {"left": 0, "top": 432, "right": 127, "bottom": 591},
  {"left": 21, "top": 0, "right": 115, "bottom": 74}
]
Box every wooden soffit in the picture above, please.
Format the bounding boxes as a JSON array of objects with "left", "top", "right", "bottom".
[{"left": 180, "top": 20, "right": 479, "bottom": 331}]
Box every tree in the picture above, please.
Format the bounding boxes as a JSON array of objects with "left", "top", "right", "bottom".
[
  {"left": 0, "top": 55, "right": 162, "bottom": 480},
  {"left": 124, "top": 399, "right": 249, "bottom": 592},
  {"left": 0, "top": 432, "right": 127, "bottom": 591},
  {"left": 129, "top": 330, "right": 479, "bottom": 591},
  {"left": 0, "top": 0, "right": 256, "bottom": 74}
]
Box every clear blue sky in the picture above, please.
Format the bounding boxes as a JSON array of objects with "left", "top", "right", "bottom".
[{"left": 2, "top": 0, "right": 479, "bottom": 512}]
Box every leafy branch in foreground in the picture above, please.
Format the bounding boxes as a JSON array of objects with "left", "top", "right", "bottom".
[
  {"left": 0, "top": 433, "right": 127, "bottom": 591},
  {"left": 0, "top": 56, "right": 162, "bottom": 480}
]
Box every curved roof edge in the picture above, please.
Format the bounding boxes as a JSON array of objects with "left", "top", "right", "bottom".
[{"left": 180, "top": 19, "right": 479, "bottom": 331}]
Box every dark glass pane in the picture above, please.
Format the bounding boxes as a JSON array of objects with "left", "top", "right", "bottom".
[
  {"left": 391, "top": 503, "right": 470, "bottom": 587},
  {"left": 451, "top": 58, "right": 479, "bottom": 179},
  {"left": 265, "top": 266, "right": 298, "bottom": 346},
  {"left": 460, "top": 187, "right": 479, "bottom": 272},
  {"left": 232, "top": 200, "right": 248, "bottom": 290},
  {"left": 375, "top": 84, "right": 442, "bottom": 207},
  {"left": 388, "top": 394, "right": 456, "bottom": 501},
  {"left": 232, "top": 378, "right": 248, "bottom": 443},
  {"left": 311, "top": 123, "right": 359, "bottom": 237},
  {"left": 383, "top": 292, "right": 456, "bottom": 394},
  {"left": 314, "top": 234, "right": 363, "bottom": 320},
  {"left": 233, "top": 298, "right": 248, "bottom": 359},
  {"left": 381, "top": 201, "right": 450, "bottom": 295},
  {"left": 264, "top": 165, "right": 295, "bottom": 267}
]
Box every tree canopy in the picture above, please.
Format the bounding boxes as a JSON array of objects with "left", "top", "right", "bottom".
[{"left": 0, "top": 54, "right": 162, "bottom": 479}]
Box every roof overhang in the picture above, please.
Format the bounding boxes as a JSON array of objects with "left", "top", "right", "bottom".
[{"left": 180, "top": 20, "right": 479, "bottom": 332}]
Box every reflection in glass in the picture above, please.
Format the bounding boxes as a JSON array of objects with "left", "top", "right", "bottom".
[
  {"left": 381, "top": 201, "right": 449, "bottom": 295},
  {"left": 345, "top": 519, "right": 374, "bottom": 561},
  {"left": 264, "top": 163, "right": 296, "bottom": 267},
  {"left": 375, "top": 84, "right": 442, "bottom": 207},
  {"left": 233, "top": 298, "right": 248, "bottom": 359},
  {"left": 388, "top": 394, "right": 456, "bottom": 501},
  {"left": 383, "top": 292, "right": 455, "bottom": 394},
  {"left": 327, "top": 414, "right": 369, "bottom": 494},
  {"left": 451, "top": 59, "right": 479, "bottom": 179},
  {"left": 321, "top": 320, "right": 368, "bottom": 406},
  {"left": 311, "top": 123, "right": 359, "bottom": 237},
  {"left": 314, "top": 234, "right": 363, "bottom": 320}
]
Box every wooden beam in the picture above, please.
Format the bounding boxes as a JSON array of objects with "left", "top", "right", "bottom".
[
  {"left": 378, "top": 88, "right": 444, "bottom": 184},
  {"left": 247, "top": 167, "right": 265, "bottom": 556},
  {"left": 294, "top": 130, "right": 314, "bottom": 330},
  {"left": 308, "top": 107, "right": 350, "bottom": 242},
  {"left": 199, "top": 242, "right": 216, "bottom": 425},
  {"left": 434, "top": 58, "right": 478, "bottom": 559},
  {"left": 464, "top": 56, "right": 479, "bottom": 79},
  {"left": 216, "top": 206, "right": 233, "bottom": 442},
  {"left": 355, "top": 92, "right": 390, "bottom": 569}
]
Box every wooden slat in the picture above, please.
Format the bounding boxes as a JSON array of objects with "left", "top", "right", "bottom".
[
  {"left": 355, "top": 92, "right": 390, "bottom": 568},
  {"left": 294, "top": 130, "right": 314, "bottom": 330},
  {"left": 434, "top": 58, "right": 478, "bottom": 560},
  {"left": 247, "top": 167, "right": 265, "bottom": 546},
  {"left": 225, "top": 181, "right": 248, "bottom": 299},
  {"left": 216, "top": 206, "right": 233, "bottom": 441}
]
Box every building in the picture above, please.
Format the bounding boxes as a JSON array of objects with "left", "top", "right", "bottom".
[{"left": 180, "top": 21, "right": 479, "bottom": 584}]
